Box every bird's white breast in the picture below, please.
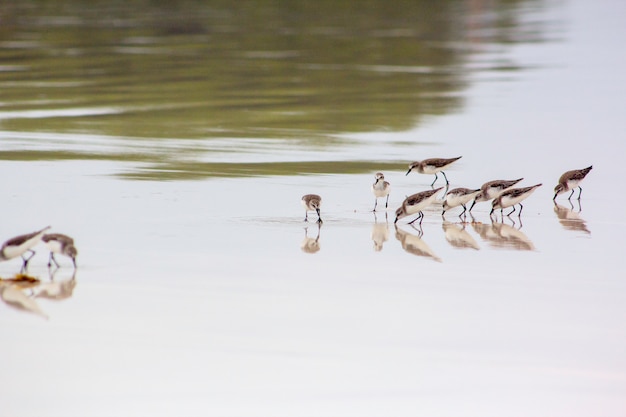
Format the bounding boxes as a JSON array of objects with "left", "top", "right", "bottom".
[{"left": 45, "top": 240, "right": 63, "bottom": 254}]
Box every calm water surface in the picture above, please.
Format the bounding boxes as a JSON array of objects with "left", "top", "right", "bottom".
[{"left": 1, "top": 1, "right": 626, "bottom": 416}]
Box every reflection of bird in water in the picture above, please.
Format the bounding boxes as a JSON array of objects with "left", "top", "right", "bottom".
[
  {"left": 492, "top": 221, "right": 535, "bottom": 251},
  {"left": 43, "top": 233, "right": 78, "bottom": 268},
  {"left": 442, "top": 187, "right": 481, "bottom": 218},
  {"left": 35, "top": 268, "right": 77, "bottom": 301},
  {"left": 394, "top": 225, "right": 442, "bottom": 262},
  {"left": 301, "top": 223, "right": 321, "bottom": 254},
  {"left": 301, "top": 194, "right": 322, "bottom": 223},
  {"left": 472, "top": 220, "right": 535, "bottom": 251},
  {"left": 491, "top": 184, "right": 542, "bottom": 217},
  {"left": 553, "top": 165, "right": 592, "bottom": 201},
  {"left": 371, "top": 213, "right": 389, "bottom": 251},
  {"left": 0, "top": 282, "right": 48, "bottom": 318},
  {"left": 0, "top": 226, "right": 51, "bottom": 269},
  {"left": 395, "top": 187, "right": 444, "bottom": 225},
  {"left": 442, "top": 222, "right": 480, "bottom": 250},
  {"left": 406, "top": 156, "right": 462, "bottom": 186},
  {"left": 469, "top": 178, "right": 523, "bottom": 212},
  {"left": 553, "top": 201, "right": 590, "bottom": 234},
  {"left": 371, "top": 172, "right": 391, "bottom": 212},
  {"left": 471, "top": 221, "right": 500, "bottom": 245}
]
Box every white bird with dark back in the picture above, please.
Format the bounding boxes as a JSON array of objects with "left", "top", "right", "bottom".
[
  {"left": 395, "top": 187, "right": 444, "bottom": 225},
  {"left": 469, "top": 178, "right": 524, "bottom": 212},
  {"left": 405, "top": 157, "right": 462, "bottom": 186},
  {"left": 491, "top": 184, "right": 542, "bottom": 217},
  {"left": 442, "top": 187, "right": 481, "bottom": 217},
  {"left": 42, "top": 233, "right": 78, "bottom": 268},
  {"left": 301, "top": 194, "right": 322, "bottom": 223},
  {"left": 0, "top": 226, "right": 51, "bottom": 267},
  {"left": 553, "top": 166, "right": 592, "bottom": 200},
  {"left": 371, "top": 172, "right": 391, "bottom": 212}
]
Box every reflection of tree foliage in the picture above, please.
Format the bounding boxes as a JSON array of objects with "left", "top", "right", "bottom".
[{"left": 0, "top": 0, "right": 546, "bottom": 178}]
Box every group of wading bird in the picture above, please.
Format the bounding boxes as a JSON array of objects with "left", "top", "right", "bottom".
[
  {"left": 302, "top": 156, "right": 593, "bottom": 225},
  {"left": 0, "top": 227, "right": 77, "bottom": 273},
  {"left": 0, "top": 157, "right": 590, "bottom": 270}
]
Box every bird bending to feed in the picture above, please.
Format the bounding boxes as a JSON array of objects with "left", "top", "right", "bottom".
[
  {"left": 553, "top": 166, "right": 592, "bottom": 201},
  {"left": 491, "top": 184, "right": 542, "bottom": 217},
  {"left": 371, "top": 172, "right": 391, "bottom": 212},
  {"left": 0, "top": 226, "right": 51, "bottom": 267},
  {"left": 395, "top": 187, "right": 444, "bottom": 225},
  {"left": 442, "top": 187, "right": 481, "bottom": 217},
  {"left": 302, "top": 194, "right": 322, "bottom": 223},
  {"left": 42, "top": 233, "right": 78, "bottom": 268},
  {"left": 468, "top": 178, "right": 523, "bottom": 212},
  {"left": 405, "top": 156, "right": 462, "bottom": 186}
]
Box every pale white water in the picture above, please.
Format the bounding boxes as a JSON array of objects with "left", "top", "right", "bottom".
[{"left": 1, "top": 1, "right": 626, "bottom": 417}]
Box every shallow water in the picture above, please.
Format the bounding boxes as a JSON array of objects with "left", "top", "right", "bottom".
[{"left": 1, "top": 1, "right": 626, "bottom": 416}]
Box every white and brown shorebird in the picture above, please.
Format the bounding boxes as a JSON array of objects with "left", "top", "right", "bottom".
[
  {"left": 468, "top": 178, "right": 523, "bottom": 212},
  {"left": 405, "top": 156, "right": 462, "bottom": 186},
  {"left": 42, "top": 233, "right": 78, "bottom": 268},
  {"left": 371, "top": 172, "right": 391, "bottom": 211},
  {"left": 0, "top": 226, "right": 51, "bottom": 267},
  {"left": 395, "top": 187, "right": 444, "bottom": 225},
  {"left": 553, "top": 165, "right": 592, "bottom": 201},
  {"left": 301, "top": 194, "right": 322, "bottom": 223},
  {"left": 442, "top": 187, "right": 481, "bottom": 217},
  {"left": 491, "top": 184, "right": 542, "bottom": 217}
]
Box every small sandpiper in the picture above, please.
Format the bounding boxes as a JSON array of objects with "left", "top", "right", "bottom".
[
  {"left": 371, "top": 172, "right": 391, "bottom": 211},
  {"left": 442, "top": 187, "right": 481, "bottom": 217},
  {"left": 468, "top": 178, "right": 523, "bottom": 212},
  {"left": 42, "top": 233, "right": 78, "bottom": 268},
  {"left": 405, "top": 156, "right": 462, "bottom": 186},
  {"left": 0, "top": 226, "right": 51, "bottom": 268},
  {"left": 395, "top": 187, "right": 444, "bottom": 225},
  {"left": 553, "top": 165, "right": 592, "bottom": 201},
  {"left": 491, "top": 184, "right": 542, "bottom": 217},
  {"left": 301, "top": 194, "right": 322, "bottom": 223}
]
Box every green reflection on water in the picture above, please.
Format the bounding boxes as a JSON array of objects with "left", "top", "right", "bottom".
[
  {"left": 0, "top": 0, "right": 544, "bottom": 179},
  {"left": 122, "top": 160, "right": 408, "bottom": 181}
]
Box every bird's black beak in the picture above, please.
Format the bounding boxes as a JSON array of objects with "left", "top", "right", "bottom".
[{"left": 405, "top": 169, "right": 411, "bottom": 176}]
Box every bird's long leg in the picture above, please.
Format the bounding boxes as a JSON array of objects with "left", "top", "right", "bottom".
[
  {"left": 408, "top": 212, "right": 423, "bottom": 225},
  {"left": 48, "top": 252, "right": 60, "bottom": 268},
  {"left": 304, "top": 211, "right": 309, "bottom": 222},
  {"left": 316, "top": 208, "right": 322, "bottom": 224},
  {"left": 441, "top": 171, "right": 450, "bottom": 185},
  {"left": 385, "top": 194, "right": 389, "bottom": 209},
  {"left": 577, "top": 186, "right": 583, "bottom": 200},
  {"left": 418, "top": 211, "right": 425, "bottom": 225},
  {"left": 460, "top": 204, "right": 467, "bottom": 216},
  {"left": 568, "top": 189, "right": 575, "bottom": 200},
  {"left": 469, "top": 199, "right": 477, "bottom": 212},
  {"left": 430, "top": 174, "right": 438, "bottom": 187},
  {"left": 507, "top": 206, "right": 516, "bottom": 217},
  {"left": 373, "top": 198, "right": 378, "bottom": 212},
  {"left": 518, "top": 203, "right": 524, "bottom": 216},
  {"left": 21, "top": 249, "right": 36, "bottom": 263}
]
